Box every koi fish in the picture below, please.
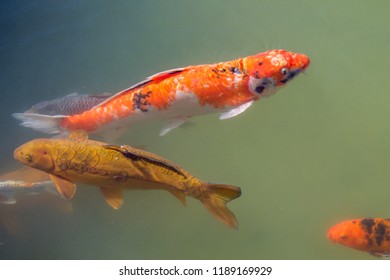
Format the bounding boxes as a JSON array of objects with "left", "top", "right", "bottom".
[
  {"left": 0, "top": 166, "right": 60, "bottom": 204},
  {"left": 13, "top": 130, "right": 241, "bottom": 228},
  {"left": 13, "top": 49, "right": 310, "bottom": 137},
  {"left": 327, "top": 218, "right": 390, "bottom": 258},
  {"left": 24, "top": 92, "right": 112, "bottom": 115}
]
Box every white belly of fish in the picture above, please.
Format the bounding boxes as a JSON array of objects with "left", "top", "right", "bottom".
[{"left": 93, "top": 90, "right": 244, "bottom": 136}]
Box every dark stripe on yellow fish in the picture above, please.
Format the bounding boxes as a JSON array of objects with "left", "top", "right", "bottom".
[{"left": 103, "top": 145, "right": 188, "bottom": 179}]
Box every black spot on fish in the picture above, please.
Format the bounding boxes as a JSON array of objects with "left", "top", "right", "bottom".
[
  {"left": 211, "top": 68, "right": 220, "bottom": 78},
  {"left": 258, "top": 61, "right": 263, "bottom": 66},
  {"left": 219, "top": 68, "right": 227, "bottom": 73},
  {"left": 255, "top": 85, "right": 265, "bottom": 94},
  {"left": 133, "top": 91, "right": 151, "bottom": 112},
  {"left": 361, "top": 218, "right": 375, "bottom": 235},
  {"left": 229, "top": 67, "right": 242, "bottom": 74},
  {"left": 361, "top": 218, "right": 375, "bottom": 246},
  {"left": 375, "top": 222, "right": 386, "bottom": 246}
]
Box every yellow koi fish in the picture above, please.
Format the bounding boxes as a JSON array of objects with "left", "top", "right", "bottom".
[{"left": 13, "top": 130, "right": 241, "bottom": 228}]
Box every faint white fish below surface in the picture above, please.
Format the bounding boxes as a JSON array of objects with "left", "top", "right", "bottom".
[{"left": 0, "top": 166, "right": 61, "bottom": 204}]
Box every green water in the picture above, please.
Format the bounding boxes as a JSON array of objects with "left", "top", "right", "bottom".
[{"left": 1, "top": 0, "right": 390, "bottom": 259}]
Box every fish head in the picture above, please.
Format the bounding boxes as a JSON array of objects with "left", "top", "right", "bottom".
[
  {"left": 14, "top": 139, "right": 55, "bottom": 173},
  {"left": 327, "top": 219, "right": 368, "bottom": 252},
  {"left": 244, "top": 49, "right": 310, "bottom": 97}
]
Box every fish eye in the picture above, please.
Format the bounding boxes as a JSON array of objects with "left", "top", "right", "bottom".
[
  {"left": 281, "top": 68, "right": 289, "bottom": 75},
  {"left": 25, "top": 154, "right": 32, "bottom": 163}
]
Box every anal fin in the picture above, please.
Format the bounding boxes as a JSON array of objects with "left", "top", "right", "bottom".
[
  {"left": 49, "top": 174, "right": 76, "bottom": 199},
  {"left": 167, "top": 188, "right": 186, "bottom": 206},
  {"left": 100, "top": 187, "right": 124, "bottom": 209}
]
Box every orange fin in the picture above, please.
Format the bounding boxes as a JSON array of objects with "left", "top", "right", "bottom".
[
  {"left": 100, "top": 187, "right": 123, "bottom": 209},
  {"left": 167, "top": 188, "right": 186, "bottom": 206},
  {"left": 93, "top": 68, "right": 185, "bottom": 108},
  {"left": 202, "top": 183, "right": 241, "bottom": 228},
  {"left": 68, "top": 130, "right": 88, "bottom": 141},
  {"left": 49, "top": 174, "right": 76, "bottom": 199},
  {"left": 147, "top": 67, "right": 185, "bottom": 83}
]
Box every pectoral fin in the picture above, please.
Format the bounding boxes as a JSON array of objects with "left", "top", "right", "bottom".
[
  {"left": 100, "top": 187, "right": 123, "bottom": 209},
  {"left": 219, "top": 101, "right": 254, "bottom": 120},
  {"left": 160, "top": 116, "right": 190, "bottom": 136},
  {"left": 49, "top": 174, "right": 76, "bottom": 199}
]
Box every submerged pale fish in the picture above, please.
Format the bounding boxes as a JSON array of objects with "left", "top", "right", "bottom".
[
  {"left": 0, "top": 166, "right": 60, "bottom": 204},
  {"left": 13, "top": 130, "right": 241, "bottom": 228},
  {"left": 13, "top": 50, "right": 310, "bottom": 137}
]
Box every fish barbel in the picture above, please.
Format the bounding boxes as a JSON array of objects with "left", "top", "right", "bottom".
[
  {"left": 13, "top": 49, "right": 310, "bottom": 137},
  {"left": 327, "top": 218, "right": 390, "bottom": 258},
  {"left": 13, "top": 130, "right": 241, "bottom": 228}
]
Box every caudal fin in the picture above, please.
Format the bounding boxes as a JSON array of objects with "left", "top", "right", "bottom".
[
  {"left": 12, "top": 113, "right": 65, "bottom": 134},
  {"left": 202, "top": 183, "right": 241, "bottom": 228}
]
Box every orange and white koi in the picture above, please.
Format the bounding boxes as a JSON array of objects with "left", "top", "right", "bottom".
[
  {"left": 13, "top": 49, "right": 310, "bottom": 137},
  {"left": 327, "top": 218, "right": 390, "bottom": 258}
]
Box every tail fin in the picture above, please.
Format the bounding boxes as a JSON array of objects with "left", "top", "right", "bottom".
[
  {"left": 12, "top": 113, "right": 65, "bottom": 134},
  {"left": 202, "top": 183, "right": 241, "bottom": 228}
]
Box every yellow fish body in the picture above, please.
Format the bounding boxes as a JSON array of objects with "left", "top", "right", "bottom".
[{"left": 13, "top": 130, "right": 241, "bottom": 228}]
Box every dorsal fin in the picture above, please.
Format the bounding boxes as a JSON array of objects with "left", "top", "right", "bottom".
[
  {"left": 68, "top": 130, "right": 88, "bottom": 140},
  {"left": 147, "top": 67, "right": 185, "bottom": 82},
  {"left": 92, "top": 67, "right": 185, "bottom": 109},
  {"left": 103, "top": 144, "right": 188, "bottom": 179}
]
